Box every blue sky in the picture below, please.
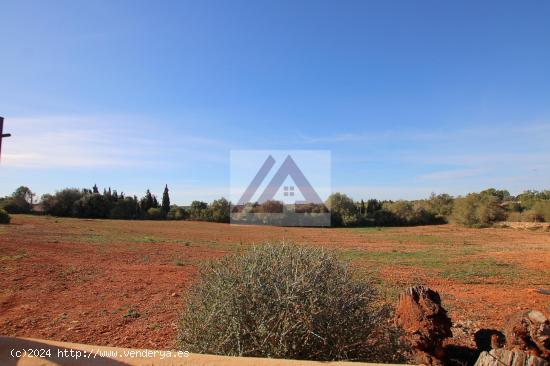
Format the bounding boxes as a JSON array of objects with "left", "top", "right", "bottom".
[{"left": 1, "top": 0, "right": 549, "bottom": 204}]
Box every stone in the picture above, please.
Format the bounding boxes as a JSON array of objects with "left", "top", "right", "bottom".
[{"left": 504, "top": 310, "right": 550, "bottom": 360}]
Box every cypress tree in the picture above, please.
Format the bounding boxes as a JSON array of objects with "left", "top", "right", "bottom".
[
  {"left": 145, "top": 189, "right": 154, "bottom": 210},
  {"left": 161, "top": 185, "right": 170, "bottom": 218}
]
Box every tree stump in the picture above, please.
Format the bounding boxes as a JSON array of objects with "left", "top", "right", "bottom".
[
  {"left": 504, "top": 310, "right": 550, "bottom": 359},
  {"left": 475, "top": 349, "right": 549, "bottom": 366},
  {"left": 395, "top": 285, "right": 452, "bottom": 365}
]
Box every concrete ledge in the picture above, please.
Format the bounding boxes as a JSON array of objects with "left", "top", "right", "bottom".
[{"left": 0, "top": 337, "right": 404, "bottom": 366}]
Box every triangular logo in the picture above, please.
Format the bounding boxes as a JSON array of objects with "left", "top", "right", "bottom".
[{"left": 237, "top": 155, "right": 324, "bottom": 205}]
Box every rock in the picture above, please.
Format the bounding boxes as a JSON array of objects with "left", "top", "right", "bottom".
[
  {"left": 395, "top": 285, "right": 453, "bottom": 365},
  {"left": 475, "top": 329, "right": 505, "bottom": 351},
  {"left": 475, "top": 349, "right": 549, "bottom": 366},
  {"left": 504, "top": 310, "right": 550, "bottom": 360}
]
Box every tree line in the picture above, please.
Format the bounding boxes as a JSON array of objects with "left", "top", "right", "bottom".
[
  {"left": 1, "top": 185, "right": 549, "bottom": 227},
  {"left": 0, "top": 184, "right": 231, "bottom": 223}
]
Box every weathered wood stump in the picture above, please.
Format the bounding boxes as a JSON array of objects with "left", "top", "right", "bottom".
[
  {"left": 504, "top": 310, "right": 550, "bottom": 359},
  {"left": 475, "top": 349, "right": 549, "bottom": 366},
  {"left": 395, "top": 285, "right": 452, "bottom": 365}
]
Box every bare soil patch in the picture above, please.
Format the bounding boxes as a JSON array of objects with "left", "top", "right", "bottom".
[{"left": 1, "top": 215, "right": 549, "bottom": 349}]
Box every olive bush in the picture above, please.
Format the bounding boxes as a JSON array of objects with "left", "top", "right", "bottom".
[{"left": 178, "top": 243, "right": 405, "bottom": 362}]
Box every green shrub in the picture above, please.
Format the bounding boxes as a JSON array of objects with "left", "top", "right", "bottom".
[
  {"left": 41, "top": 188, "right": 84, "bottom": 216},
  {"left": 178, "top": 243, "right": 405, "bottom": 362},
  {"left": 383, "top": 200, "right": 443, "bottom": 226},
  {"left": 326, "top": 193, "right": 357, "bottom": 226},
  {"left": 166, "top": 206, "right": 188, "bottom": 220},
  {"left": 147, "top": 207, "right": 163, "bottom": 220},
  {"left": 0, "top": 186, "right": 34, "bottom": 214},
  {"left": 208, "top": 198, "right": 230, "bottom": 223},
  {"left": 452, "top": 194, "right": 480, "bottom": 226},
  {"left": 477, "top": 196, "right": 507, "bottom": 225},
  {"left": 0, "top": 209, "right": 11, "bottom": 224},
  {"left": 452, "top": 193, "right": 507, "bottom": 227},
  {"left": 187, "top": 201, "right": 208, "bottom": 220},
  {"left": 530, "top": 201, "right": 550, "bottom": 222}
]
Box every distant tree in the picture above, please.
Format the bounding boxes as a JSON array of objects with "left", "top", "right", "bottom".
[
  {"left": 386, "top": 200, "right": 443, "bottom": 226},
  {"left": 109, "top": 197, "right": 139, "bottom": 219},
  {"left": 161, "top": 185, "right": 170, "bottom": 218},
  {"left": 254, "top": 200, "right": 283, "bottom": 214},
  {"left": 141, "top": 189, "right": 154, "bottom": 212},
  {"left": 452, "top": 194, "right": 480, "bottom": 227},
  {"left": 360, "top": 200, "right": 366, "bottom": 215},
  {"left": 73, "top": 193, "right": 110, "bottom": 218},
  {"left": 188, "top": 201, "right": 208, "bottom": 220},
  {"left": 105, "top": 187, "right": 112, "bottom": 201},
  {"left": 0, "top": 186, "right": 35, "bottom": 214},
  {"left": 1, "top": 186, "right": 35, "bottom": 213},
  {"left": 452, "top": 192, "right": 506, "bottom": 227},
  {"left": 326, "top": 193, "right": 358, "bottom": 226},
  {"left": 167, "top": 205, "right": 187, "bottom": 220},
  {"left": 477, "top": 196, "right": 507, "bottom": 225},
  {"left": 92, "top": 184, "right": 99, "bottom": 194},
  {"left": 208, "top": 198, "right": 230, "bottom": 223},
  {"left": 428, "top": 193, "right": 454, "bottom": 217},
  {"left": 523, "top": 201, "right": 550, "bottom": 223},
  {"left": 366, "top": 199, "right": 382, "bottom": 214},
  {"left": 41, "top": 188, "right": 84, "bottom": 217},
  {"left": 517, "top": 190, "right": 550, "bottom": 210},
  {"left": 479, "top": 188, "right": 510, "bottom": 202},
  {"left": 15, "top": 186, "right": 35, "bottom": 205},
  {"left": 147, "top": 207, "right": 163, "bottom": 220}
]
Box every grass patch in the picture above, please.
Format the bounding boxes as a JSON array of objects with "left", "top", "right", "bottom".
[
  {"left": 0, "top": 252, "right": 28, "bottom": 261},
  {"left": 123, "top": 307, "right": 140, "bottom": 319},
  {"left": 385, "top": 234, "right": 446, "bottom": 245},
  {"left": 441, "top": 258, "right": 518, "bottom": 284},
  {"left": 148, "top": 323, "right": 162, "bottom": 330},
  {"left": 341, "top": 247, "right": 516, "bottom": 284},
  {"left": 173, "top": 258, "right": 190, "bottom": 266},
  {"left": 341, "top": 248, "right": 448, "bottom": 269},
  {"left": 140, "top": 235, "right": 164, "bottom": 243}
]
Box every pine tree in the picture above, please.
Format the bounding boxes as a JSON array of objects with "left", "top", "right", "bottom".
[
  {"left": 161, "top": 185, "right": 170, "bottom": 218},
  {"left": 93, "top": 184, "right": 99, "bottom": 194}
]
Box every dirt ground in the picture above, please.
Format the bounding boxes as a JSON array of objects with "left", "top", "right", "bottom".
[{"left": 1, "top": 215, "right": 549, "bottom": 350}]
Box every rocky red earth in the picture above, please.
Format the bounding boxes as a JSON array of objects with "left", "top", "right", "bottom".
[{"left": 1, "top": 215, "right": 549, "bottom": 351}]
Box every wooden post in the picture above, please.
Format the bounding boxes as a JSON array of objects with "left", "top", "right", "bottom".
[{"left": 0, "top": 116, "right": 12, "bottom": 162}]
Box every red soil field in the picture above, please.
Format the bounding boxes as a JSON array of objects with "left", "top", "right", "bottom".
[{"left": 1, "top": 215, "right": 549, "bottom": 350}]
